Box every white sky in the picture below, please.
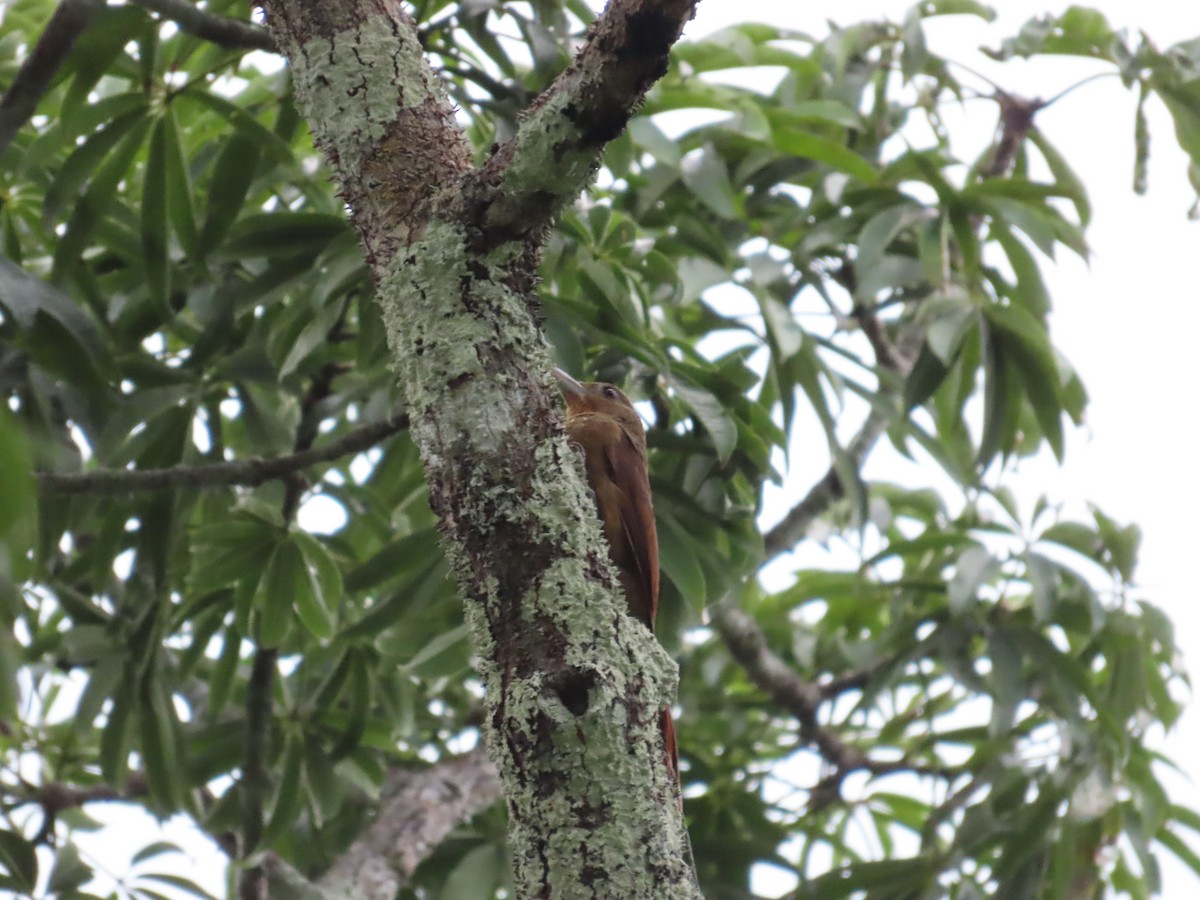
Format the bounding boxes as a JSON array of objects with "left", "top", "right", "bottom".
[
  {"left": 47, "top": 2, "right": 1200, "bottom": 897},
  {"left": 686, "top": 0, "right": 1200, "bottom": 896}
]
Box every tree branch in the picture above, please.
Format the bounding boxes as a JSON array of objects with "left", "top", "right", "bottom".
[
  {"left": 132, "top": 0, "right": 277, "bottom": 52},
  {"left": 9, "top": 774, "right": 148, "bottom": 845},
  {"left": 239, "top": 647, "right": 276, "bottom": 900},
  {"left": 0, "top": 0, "right": 104, "bottom": 160},
  {"left": 37, "top": 413, "right": 409, "bottom": 494},
  {"left": 468, "top": 0, "right": 699, "bottom": 248},
  {"left": 265, "top": 2, "right": 699, "bottom": 892},
  {"left": 317, "top": 746, "right": 502, "bottom": 899},
  {"left": 710, "top": 599, "right": 951, "bottom": 809},
  {"left": 762, "top": 408, "right": 893, "bottom": 558}
]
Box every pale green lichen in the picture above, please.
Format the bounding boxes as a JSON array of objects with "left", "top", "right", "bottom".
[
  {"left": 505, "top": 89, "right": 599, "bottom": 195},
  {"left": 372, "top": 204, "right": 697, "bottom": 900},
  {"left": 291, "top": 16, "right": 439, "bottom": 170}
]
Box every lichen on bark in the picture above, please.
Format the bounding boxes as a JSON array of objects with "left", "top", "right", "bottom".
[{"left": 265, "top": 0, "right": 701, "bottom": 894}]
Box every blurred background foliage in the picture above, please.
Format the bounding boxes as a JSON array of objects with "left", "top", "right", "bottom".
[{"left": 0, "top": 0, "right": 1198, "bottom": 896}]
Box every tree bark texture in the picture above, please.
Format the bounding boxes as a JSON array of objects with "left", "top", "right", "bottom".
[{"left": 263, "top": 1, "right": 701, "bottom": 896}]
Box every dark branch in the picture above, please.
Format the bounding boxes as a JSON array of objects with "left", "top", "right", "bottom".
[
  {"left": 819, "top": 662, "right": 886, "bottom": 700},
  {"left": 12, "top": 774, "right": 148, "bottom": 845},
  {"left": 0, "top": 0, "right": 104, "bottom": 159},
  {"left": 132, "top": 0, "right": 277, "bottom": 52},
  {"left": 14, "top": 774, "right": 148, "bottom": 812},
  {"left": 239, "top": 647, "right": 276, "bottom": 900},
  {"left": 762, "top": 409, "right": 892, "bottom": 558},
  {"left": 471, "top": 0, "right": 700, "bottom": 247},
  {"left": 37, "top": 413, "right": 409, "bottom": 494},
  {"left": 852, "top": 301, "right": 908, "bottom": 374},
  {"left": 710, "top": 599, "right": 950, "bottom": 809},
  {"left": 984, "top": 91, "right": 1043, "bottom": 178}
]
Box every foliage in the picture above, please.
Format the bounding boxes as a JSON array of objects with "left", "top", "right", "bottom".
[{"left": 0, "top": 0, "right": 1197, "bottom": 896}]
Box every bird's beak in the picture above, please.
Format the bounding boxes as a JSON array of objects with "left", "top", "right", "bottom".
[{"left": 552, "top": 368, "right": 587, "bottom": 399}]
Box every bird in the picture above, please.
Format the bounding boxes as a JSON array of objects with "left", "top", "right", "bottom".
[{"left": 552, "top": 368, "right": 680, "bottom": 795}]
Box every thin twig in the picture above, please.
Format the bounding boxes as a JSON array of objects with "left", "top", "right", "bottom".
[
  {"left": 709, "top": 598, "right": 950, "bottom": 809},
  {"left": 762, "top": 408, "right": 892, "bottom": 558},
  {"left": 132, "top": 0, "right": 277, "bottom": 52},
  {"left": 37, "top": 413, "right": 409, "bottom": 494},
  {"left": 0, "top": 0, "right": 104, "bottom": 159}
]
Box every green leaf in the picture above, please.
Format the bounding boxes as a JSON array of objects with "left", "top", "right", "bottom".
[
  {"left": 801, "top": 858, "right": 935, "bottom": 898},
  {"left": 771, "top": 128, "right": 880, "bottom": 184},
  {"left": 219, "top": 212, "right": 349, "bottom": 261},
  {"left": 402, "top": 623, "right": 469, "bottom": 674},
  {"left": 1091, "top": 506, "right": 1140, "bottom": 582},
  {"left": 658, "top": 512, "right": 707, "bottom": 609},
  {"left": 140, "top": 679, "right": 183, "bottom": 808},
  {"left": 920, "top": 289, "right": 976, "bottom": 364},
  {"left": 263, "top": 735, "right": 304, "bottom": 845},
  {"left": 343, "top": 528, "right": 442, "bottom": 594},
  {"left": 1158, "top": 830, "right": 1200, "bottom": 880},
  {"left": 904, "top": 342, "right": 951, "bottom": 409},
  {"left": 978, "top": 321, "right": 1013, "bottom": 466},
  {"left": 20, "top": 91, "right": 147, "bottom": 176},
  {"left": 1028, "top": 127, "right": 1091, "bottom": 226},
  {"left": 948, "top": 545, "right": 996, "bottom": 613},
  {"left": 207, "top": 627, "right": 242, "bottom": 721},
  {"left": 291, "top": 533, "right": 338, "bottom": 639},
  {"left": 199, "top": 133, "right": 260, "bottom": 256},
  {"left": 857, "top": 203, "right": 927, "bottom": 279},
  {"left": 978, "top": 195, "right": 1087, "bottom": 258},
  {"left": 983, "top": 303, "right": 1064, "bottom": 460},
  {"left": 680, "top": 144, "right": 740, "bottom": 218},
  {"left": 180, "top": 88, "right": 296, "bottom": 165},
  {"left": 1024, "top": 551, "right": 1059, "bottom": 623},
  {"left": 921, "top": 0, "right": 996, "bottom": 20},
  {"left": 43, "top": 104, "right": 149, "bottom": 223},
  {"left": 130, "top": 841, "right": 183, "bottom": 866},
  {"left": 441, "top": 844, "right": 506, "bottom": 900},
  {"left": 0, "top": 408, "right": 33, "bottom": 541},
  {"left": 188, "top": 517, "right": 279, "bottom": 596},
  {"left": 769, "top": 99, "right": 862, "bottom": 129},
  {"left": 256, "top": 540, "right": 299, "bottom": 648},
  {"left": 331, "top": 648, "right": 371, "bottom": 758},
  {"left": 46, "top": 839, "right": 91, "bottom": 894},
  {"left": 671, "top": 380, "right": 738, "bottom": 462},
  {"left": 628, "top": 117, "right": 681, "bottom": 166},
  {"left": 0, "top": 830, "right": 37, "bottom": 894},
  {"left": 759, "top": 294, "right": 804, "bottom": 360},
  {"left": 52, "top": 111, "right": 154, "bottom": 280},
  {"left": 278, "top": 296, "right": 345, "bottom": 377},
  {"left": 992, "top": 225, "right": 1050, "bottom": 316},
  {"left": 162, "top": 107, "right": 200, "bottom": 260},
  {"left": 142, "top": 115, "right": 171, "bottom": 307},
  {"left": 133, "top": 871, "right": 217, "bottom": 900},
  {"left": 100, "top": 680, "right": 135, "bottom": 786}
]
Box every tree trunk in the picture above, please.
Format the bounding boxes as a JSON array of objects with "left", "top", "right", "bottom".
[{"left": 262, "top": 1, "right": 701, "bottom": 895}]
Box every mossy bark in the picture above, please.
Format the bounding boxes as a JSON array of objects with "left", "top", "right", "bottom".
[{"left": 265, "top": 1, "right": 701, "bottom": 895}]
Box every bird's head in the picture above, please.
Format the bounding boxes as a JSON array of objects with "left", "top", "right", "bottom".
[{"left": 552, "top": 368, "right": 644, "bottom": 434}]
